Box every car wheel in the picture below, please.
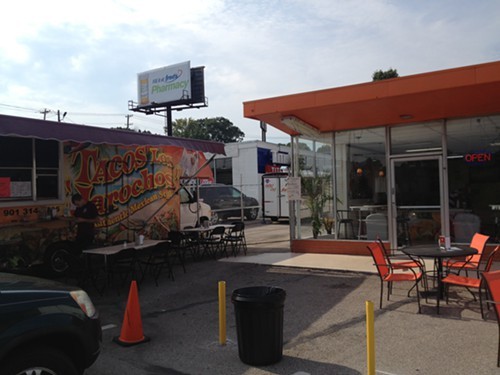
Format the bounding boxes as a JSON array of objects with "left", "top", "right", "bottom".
[
  {"left": 1, "top": 347, "right": 79, "bottom": 375},
  {"left": 245, "top": 208, "right": 259, "bottom": 221},
  {"left": 211, "top": 212, "right": 220, "bottom": 224}
]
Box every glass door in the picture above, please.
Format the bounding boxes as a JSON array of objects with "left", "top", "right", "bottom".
[{"left": 390, "top": 156, "right": 444, "bottom": 247}]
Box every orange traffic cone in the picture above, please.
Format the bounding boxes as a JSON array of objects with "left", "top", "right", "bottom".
[{"left": 113, "top": 280, "right": 150, "bottom": 346}]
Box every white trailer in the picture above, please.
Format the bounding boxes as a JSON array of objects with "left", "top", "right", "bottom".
[{"left": 262, "top": 173, "right": 289, "bottom": 221}]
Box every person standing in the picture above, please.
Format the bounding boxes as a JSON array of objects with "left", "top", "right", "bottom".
[{"left": 72, "top": 193, "right": 98, "bottom": 249}]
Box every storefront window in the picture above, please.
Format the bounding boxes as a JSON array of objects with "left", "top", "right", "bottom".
[
  {"left": 0, "top": 136, "right": 59, "bottom": 201},
  {"left": 335, "top": 128, "right": 387, "bottom": 240},
  {"left": 294, "top": 137, "right": 334, "bottom": 239},
  {"left": 390, "top": 121, "right": 443, "bottom": 154},
  {"left": 447, "top": 116, "right": 500, "bottom": 243}
]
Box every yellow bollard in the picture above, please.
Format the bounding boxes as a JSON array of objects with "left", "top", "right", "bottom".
[
  {"left": 366, "top": 300, "right": 375, "bottom": 375},
  {"left": 218, "top": 281, "right": 227, "bottom": 346}
]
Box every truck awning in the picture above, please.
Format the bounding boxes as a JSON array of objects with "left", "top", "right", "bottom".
[{"left": 0, "top": 114, "right": 226, "bottom": 155}]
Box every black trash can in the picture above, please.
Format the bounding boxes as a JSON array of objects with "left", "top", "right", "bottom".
[{"left": 231, "top": 286, "right": 286, "bottom": 366}]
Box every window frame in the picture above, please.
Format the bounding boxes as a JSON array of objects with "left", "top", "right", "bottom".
[{"left": 0, "top": 136, "right": 62, "bottom": 205}]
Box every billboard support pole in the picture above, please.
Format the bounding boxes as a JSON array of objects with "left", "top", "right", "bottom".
[{"left": 166, "top": 106, "right": 173, "bottom": 136}]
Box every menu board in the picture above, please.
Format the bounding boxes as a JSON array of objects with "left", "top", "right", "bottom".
[
  {"left": 286, "top": 177, "right": 302, "bottom": 201},
  {"left": 11, "top": 181, "right": 32, "bottom": 197}
]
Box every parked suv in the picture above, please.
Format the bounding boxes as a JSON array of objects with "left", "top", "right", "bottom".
[
  {"left": 197, "top": 184, "right": 259, "bottom": 223},
  {"left": 0, "top": 272, "right": 102, "bottom": 375}
]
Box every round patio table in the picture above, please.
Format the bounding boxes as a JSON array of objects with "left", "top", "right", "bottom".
[{"left": 402, "top": 245, "right": 477, "bottom": 305}]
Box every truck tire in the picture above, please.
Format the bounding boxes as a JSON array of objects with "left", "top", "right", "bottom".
[
  {"left": 43, "top": 241, "right": 80, "bottom": 277},
  {"left": 1, "top": 346, "right": 79, "bottom": 375}
]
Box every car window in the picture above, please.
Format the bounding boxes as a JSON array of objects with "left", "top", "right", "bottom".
[
  {"left": 199, "top": 187, "right": 216, "bottom": 200},
  {"left": 229, "top": 187, "right": 241, "bottom": 198},
  {"left": 179, "top": 188, "right": 193, "bottom": 204}
]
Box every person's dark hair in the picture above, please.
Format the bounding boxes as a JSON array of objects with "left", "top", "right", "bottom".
[{"left": 71, "top": 193, "right": 83, "bottom": 204}]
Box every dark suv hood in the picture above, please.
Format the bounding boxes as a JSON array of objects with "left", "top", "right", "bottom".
[{"left": 0, "top": 272, "right": 77, "bottom": 292}]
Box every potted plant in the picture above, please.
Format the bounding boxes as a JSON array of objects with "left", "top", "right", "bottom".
[{"left": 301, "top": 174, "right": 332, "bottom": 239}]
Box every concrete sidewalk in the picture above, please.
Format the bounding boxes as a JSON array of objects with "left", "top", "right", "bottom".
[{"left": 221, "top": 251, "right": 379, "bottom": 274}]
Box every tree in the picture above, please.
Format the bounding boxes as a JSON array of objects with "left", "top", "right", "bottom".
[
  {"left": 171, "top": 117, "right": 245, "bottom": 143},
  {"left": 372, "top": 68, "right": 399, "bottom": 81},
  {"left": 111, "top": 127, "right": 152, "bottom": 134}
]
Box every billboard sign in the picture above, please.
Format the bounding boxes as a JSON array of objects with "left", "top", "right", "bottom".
[{"left": 138, "top": 61, "right": 191, "bottom": 107}]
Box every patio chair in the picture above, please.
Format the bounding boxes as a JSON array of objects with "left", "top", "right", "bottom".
[
  {"left": 337, "top": 210, "right": 355, "bottom": 239},
  {"left": 444, "top": 232, "right": 489, "bottom": 277},
  {"left": 107, "top": 248, "right": 140, "bottom": 293},
  {"left": 168, "top": 231, "right": 187, "bottom": 273},
  {"left": 367, "top": 241, "right": 424, "bottom": 313},
  {"left": 224, "top": 221, "right": 247, "bottom": 257},
  {"left": 453, "top": 213, "right": 480, "bottom": 243},
  {"left": 365, "top": 213, "right": 388, "bottom": 240},
  {"left": 182, "top": 226, "right": 202, "bottom": 261},
  {"left": 377, "top": 238, "right": 428, "bottom": 291},
  {"left": 481, "top": 269, "right": 500, "bottom": 367},
  {"left": 199, "top": 226, "right": 227, "bottom": 259},
  {"left": 139, "top": 241, "right": 174, "bottom": 285},
  {"left": 440, "top": 246, "right": 499, "bottom": 316}
]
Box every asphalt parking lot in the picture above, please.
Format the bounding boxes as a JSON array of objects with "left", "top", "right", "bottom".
[{"left": 85, "top": 222, "right": 500, "bottom": 375}]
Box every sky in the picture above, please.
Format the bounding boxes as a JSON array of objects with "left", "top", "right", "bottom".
[{"left": 1, "top": 0, "right": 499, "bottom": 144}]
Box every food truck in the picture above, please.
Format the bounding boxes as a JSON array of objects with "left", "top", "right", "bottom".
[{"left": 0, "top": 114, "right": 224, "bottom": 274}]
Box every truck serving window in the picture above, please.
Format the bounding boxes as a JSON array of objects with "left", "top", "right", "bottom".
[{"left": 0, "top": 136, "right": 59, "bottom": 201}]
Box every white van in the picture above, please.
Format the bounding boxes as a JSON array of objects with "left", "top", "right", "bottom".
[{"left": 179, "top": 186, "right": 212, "bottom": 229}]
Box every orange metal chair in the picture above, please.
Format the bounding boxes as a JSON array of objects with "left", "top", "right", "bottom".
[
  {"left": 440, "top": 246, "right": 499, "bottom": 316},
  {"left": 481, "top": 268, "right": 500, "bottom": 367},
  {"left": 444, "top": 232, "right": 489, "bottom": 276},
  {"left": 367, "top": 241, "right": 425, "bottom": 313}
]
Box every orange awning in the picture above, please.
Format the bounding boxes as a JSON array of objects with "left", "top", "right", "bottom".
[{"left": 243, "top": 60, "right": 500, "bottom": 135}]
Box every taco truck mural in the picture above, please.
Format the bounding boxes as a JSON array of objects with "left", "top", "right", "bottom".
[{"left": 0, "top": 114, "right": 224, "bottom": 272}]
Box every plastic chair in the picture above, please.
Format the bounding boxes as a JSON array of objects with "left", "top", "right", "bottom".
[
  {"left": 441, "top": 246, "right": 499, "bottom": 316},
  {"left": 444, "top": 233, "right": 489, "bottom": 277},
  {"left": 481, "top": 268, "right": 500, "bottom": 367},
  {"left": 365, "top": 213, "right": 388, "bottom": 240},
  {"left": 452, "top": 213, "right": 480, "bottom": 243},
  {"left": 367, "top": 241, "right": 424, "bottom": 313},
  {"left": 224, "top": 221, "right": 247, "bottom": 257}
]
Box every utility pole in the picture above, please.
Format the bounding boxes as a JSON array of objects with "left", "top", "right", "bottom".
[
  {"left": 57, "top": 110, "right": 67, "bottom": 122},
  {"left": 40, "top": 108, "right": 50, "bottom": 120},
  {"left": 125, "top": 114, "right": 133, "bottom": 129}
]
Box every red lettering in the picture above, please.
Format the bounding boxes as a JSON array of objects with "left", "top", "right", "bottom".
[
  {"left": 465, "top": 152, "right": 492, "bottom": 164},
  {"left": 108, "top": 155, "right": 123, "bottom": 181},
  {"left": 135, "top": 146, "right": 148, "bottom": 168},
  {"left": 122, "top": 150, "right": 136, "bottom": 174},
  {"left": 90, "top": 160, "right": 108, "bottom": 184},
  {"left": 132, "top": 179, "right": 143, "bottom": 195},
  {"left": 74, "top": 148, "right": 99, "bottom": 183}
]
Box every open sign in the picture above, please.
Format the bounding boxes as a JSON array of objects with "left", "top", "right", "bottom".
[{"left": 464, "top": 152, "right": 492, "bottom": 164}]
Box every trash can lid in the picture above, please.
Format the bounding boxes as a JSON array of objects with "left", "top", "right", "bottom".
[{"left": 231, "top": 286, "right": 286, "bottom": 304}]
